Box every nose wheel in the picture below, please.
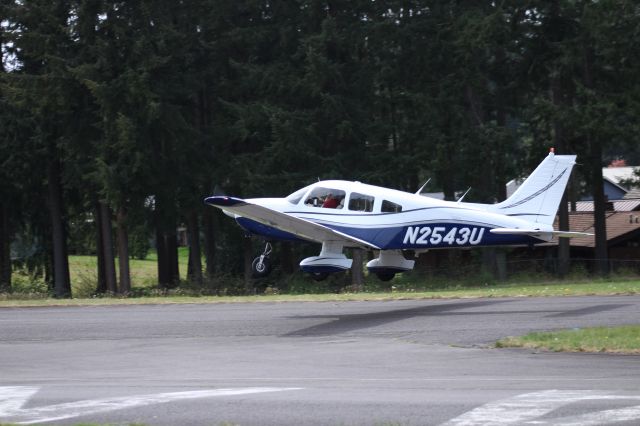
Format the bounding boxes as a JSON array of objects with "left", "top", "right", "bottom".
[{"left": 252, "top": 242, "right": 273, "bottom": 278}]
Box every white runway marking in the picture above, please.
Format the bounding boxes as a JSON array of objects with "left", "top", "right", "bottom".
[
  {"left": 442, "top": 389, "right": 640, "bottom": 426},
  {"left": 0, "top": 386, "right": 302, "bottom": 424}
]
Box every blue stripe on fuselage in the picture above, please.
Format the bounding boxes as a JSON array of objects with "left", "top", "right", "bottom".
[
  {"left": 328, "top": 223, "right": 538, "bottom": 249},
  {"left": 235, "top": 217, "right": 541, "bottom": 248}
]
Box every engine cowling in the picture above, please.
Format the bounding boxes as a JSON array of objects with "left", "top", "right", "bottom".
[
  {"left": 299, "top": 241, "right": 352, "bottom": 275},
  {"left": 299, "top": 255, "right": 353, "bottom": 274}
]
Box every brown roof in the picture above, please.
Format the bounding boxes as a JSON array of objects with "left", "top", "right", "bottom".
[
  {"left": 554, "top": 212, "right": 640, "bottom": 248},
  {"left": 571, "top": 200, "right": 640, "bottom": 212}
]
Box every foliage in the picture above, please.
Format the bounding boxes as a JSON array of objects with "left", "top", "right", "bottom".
[{"left": 3, "top": 1, "right": 640, "bottom": 295}]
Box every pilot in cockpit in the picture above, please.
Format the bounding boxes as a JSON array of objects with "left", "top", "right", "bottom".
[{"left": 322, "top": 193, "right": 340, "bottom": 208}]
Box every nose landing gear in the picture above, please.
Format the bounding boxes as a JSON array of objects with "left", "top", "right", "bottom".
[{"left": 252, "top": 242, "right": 273, "bottom": 278}]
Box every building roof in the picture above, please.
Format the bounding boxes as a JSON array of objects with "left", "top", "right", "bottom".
[
  {"left": 571, "top": 200, "right": 640, "bottom": 212},
  {"left": 602, "top": 166, "right": 638, "bottom": 189},
  {"left": 624, "top": 188, "right": 640, "bottom": 200},
  {"left": 554, "top": 212, "right": 640, "bottom": 248}
]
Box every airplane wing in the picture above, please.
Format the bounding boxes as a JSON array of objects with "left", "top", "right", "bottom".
[
  {"left": 490, "top": 228, "right": 594, "bottom": 238},
  {"left": 204, "top": 196, "right": 380, "bottom": 250}
]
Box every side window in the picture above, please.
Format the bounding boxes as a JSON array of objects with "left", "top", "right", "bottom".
[
  {"left": 348, "top": 192, "right": 375, "bottom": 212},
  {"left": 304, "top": 187, "right": 346, "bottom": 209},
  {"left": 381, "top": 200, "right": 403, "bottom": 213}
]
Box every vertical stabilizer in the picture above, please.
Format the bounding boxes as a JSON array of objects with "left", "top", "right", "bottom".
[{"left": 493, "top": 152, "right": 576, "bottom": 226}]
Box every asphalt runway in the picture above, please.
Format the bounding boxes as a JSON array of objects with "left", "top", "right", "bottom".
[{"left": 1, "top": 295, "right": 640, "bottom": 425}]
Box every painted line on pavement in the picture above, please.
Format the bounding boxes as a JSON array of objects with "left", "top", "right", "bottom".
[
  {"left": 442, "top": 389, "right": 640, "bottom": 426},
  {"left": 0, "top": 386, "right": 302, "bottom": 424}
]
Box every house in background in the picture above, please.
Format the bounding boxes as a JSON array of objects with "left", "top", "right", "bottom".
[
  {"left": 553, "top": 203, "right": 640, "bottom": 260},
  {"left": 586, "top": 166, "right": 638, "bottom": 201},
  {"left": 501, "top": 163, "right": 640, "bottom": 274},
  {"left": 545, "top": 162, "right": 640, "bottom": 269}
]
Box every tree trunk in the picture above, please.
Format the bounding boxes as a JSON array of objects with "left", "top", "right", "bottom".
[
  {"left": 47, "top": 153, "right": 71, "bottom": 298},
  {"left": 350, "top": 248, "right": 364, "bottom": 289},
  {"left": 155, "top": 210, "right": 169, "bottom": 288},
  {"left": 167, "top": 230, "right": 179, "bottom": 286},
  {"left": 280, "top": 242, "right": 296, "bottom": 274},
  {"left": 584, "top": 43, "right": 608, "bottom": 276},
  {"left": 590, "top": 140, "right": 608, "bottom": 275},
  {"left": 186, "top": 210, "right": 203, "bottom": 285},
  {"left": 203, "top": 208, "right": 216, "bottom": 279},
  {"left": 243, "top": 237, "right": 253, "bottom": 294},
  {"left": 0, "top": 202, "right": 11, "bottom": 292},
  {"left": 155, "top": 228, "right": 179, "bottom": 288},
  {"left": 94, "top": 202, "right": 106, "bottom": 293},
  {"left": 99, "top": 201, "right": 118, "bottom": 293},
  {"left": 557, "top": 191, "right": 570, "bottom": 277},
  {"left": 552, "top": 73, "right": 571, "bottom": 278},
  {"left": 116, "top": 206, "right": 131, "bottom": 294},
  {"left": 154, "top": 196, "right": 179, "bottom": 288}
]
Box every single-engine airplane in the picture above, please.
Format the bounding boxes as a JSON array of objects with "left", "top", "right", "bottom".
[{"left": 205, "top": 150, "right": 591, "bottom": 281}]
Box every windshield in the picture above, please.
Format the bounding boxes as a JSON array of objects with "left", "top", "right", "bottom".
[{"left": 286, "top": 186, "right": 312, "bottom": 205}]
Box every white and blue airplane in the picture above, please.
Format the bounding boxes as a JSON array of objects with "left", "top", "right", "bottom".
[{"left": 205, "top": 150, "right": 591, "bottom": 281}]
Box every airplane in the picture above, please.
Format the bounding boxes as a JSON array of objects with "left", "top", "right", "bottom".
[{"left": 204, "top": 150, "right": 592, "bottom": 281}]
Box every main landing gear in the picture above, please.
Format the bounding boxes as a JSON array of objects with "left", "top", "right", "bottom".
[
  {"left": 251, "top": 242, "right": 273, "bottom": 278},
  {"left": 375, "top": 271, "right": 396, "bottom": 282},
  {"left": 250, "top": 241, "right": 411, "bottom": 282},
  {"left": 366, "top": 250, "right": 415, "bottom": 282}
]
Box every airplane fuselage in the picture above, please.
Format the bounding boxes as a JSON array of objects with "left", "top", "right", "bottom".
[
  {"left": 234, "top": 180, "right": 548, "bottom": 250},
  {"left": 207, "top": 153, "right": 584, "bottom": 280}
]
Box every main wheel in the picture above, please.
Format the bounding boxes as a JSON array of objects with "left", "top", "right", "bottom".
[
  {"left": 376, "top": 271, "right": 396, "bottom": 282},
  {"left": 252, "top": 257, "right": 272, "bottom": 278}
]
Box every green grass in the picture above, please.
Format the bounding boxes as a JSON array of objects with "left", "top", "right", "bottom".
[
  {"left": 1, "top": 278, "right": 640, "bottom": 307},
  {"left": 68, "top": 253, "right": 158, "bottom": 295},
  {"left": 5, "top": 247, "right": 640, "bottom": 306},
  {"left": 496, "top": 325, "right": 640, "bottom": 354},
  {"left": 9, "top": 248, "right": 191, "bottom": 298},
  {"left": 69, "top": 247, "right": 190, "bottom": 293}
]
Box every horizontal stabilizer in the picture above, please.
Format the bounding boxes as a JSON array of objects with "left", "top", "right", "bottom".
[{"left": 490, "top": 228, "right": 593, "bottom": 238}]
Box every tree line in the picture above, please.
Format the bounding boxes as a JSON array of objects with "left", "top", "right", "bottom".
[{"left": 2, "top": 0, "right": 640, "bottom": 296}]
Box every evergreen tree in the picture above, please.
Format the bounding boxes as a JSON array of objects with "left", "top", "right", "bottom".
[{"left": 4, "top": 0, "right": 89, "bottom": 297}]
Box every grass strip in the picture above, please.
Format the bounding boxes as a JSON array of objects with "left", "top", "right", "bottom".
[
  {"left": 1, "top": 279, "right": 639, "bottom": 307},
  {"left": 496, "top": 325, "right": 640, "bottom": 354}
]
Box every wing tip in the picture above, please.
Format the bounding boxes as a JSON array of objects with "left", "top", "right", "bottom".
[{"left": 204, "top": 196, "right": 246, "bottom": 207}]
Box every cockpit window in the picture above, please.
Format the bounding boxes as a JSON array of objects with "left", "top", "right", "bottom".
[
  {"left": 348, "top": 192, "right": 374, "bottom": 212},
  {"left": 381, "top": 200, "right": 403, "bottom": 213},
  {"left": 286, "top": 186, "right": 310, "bottom": 205},
  {"left": 304, "top": 187, "right": 346, "bottom": 209}
]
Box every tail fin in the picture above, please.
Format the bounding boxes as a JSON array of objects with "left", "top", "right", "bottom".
[{"left": 493, "top": 152, "right": 576, "bottom": 226}]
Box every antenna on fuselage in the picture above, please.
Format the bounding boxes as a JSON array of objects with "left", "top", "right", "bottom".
[
  {"left": 415, "top": 178, "right": 431, "bottom": 195},
  {"left": 457, "top": 187, "right": 472, "bottom": 203},
  {"left": 212, "top": 184, "right": 226, "bottom": 196}
]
